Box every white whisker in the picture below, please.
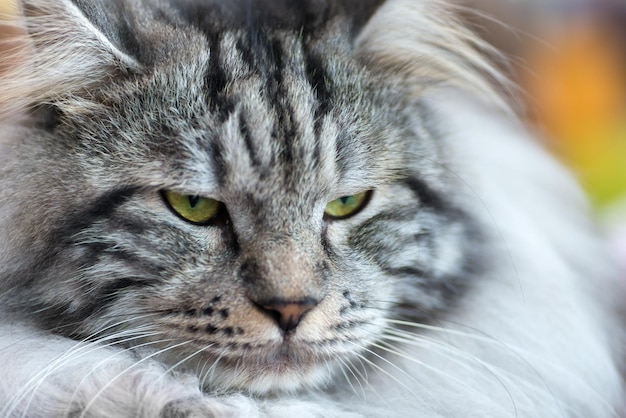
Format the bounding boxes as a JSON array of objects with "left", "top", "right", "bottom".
[
  {"left": 383, "top": 322, "right": 618, "bottom": 414},
  {"left": 78, "top": 339, "right": 193, "bottom": 418},
  {"left": 149, "top": 343, "right": 214, "bottom": 389},
  {"left": 347, "top": 341, "right": 435, "bottom": 410},
  {"left": 4, "top": 327, "right": 161, "bottom": 418},
  {"left": 372, "top": 337, "right": 519, "bottom": 416},
  {"left": 336, "top": 356, "right": 366, "bottom": 400}
]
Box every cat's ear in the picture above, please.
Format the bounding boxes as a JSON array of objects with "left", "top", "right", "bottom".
[
  {"left": 354, "top": 0, "right": 509, "bottom": 108},
  {"left": 0, "top": 0, "right": 142, "bottom": 117}
]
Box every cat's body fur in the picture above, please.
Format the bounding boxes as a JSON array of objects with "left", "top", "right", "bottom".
[{"left": 0, "top": 0, "right": 624, "bottom": 416}]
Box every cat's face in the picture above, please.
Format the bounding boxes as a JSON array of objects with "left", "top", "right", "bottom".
[{"left": 0, "top": 0, "right": 486, "bottom": 394}]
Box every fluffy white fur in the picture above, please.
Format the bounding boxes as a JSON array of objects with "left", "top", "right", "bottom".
[{"left": 1, "top": 92, "right": 624, "bottom": 417}]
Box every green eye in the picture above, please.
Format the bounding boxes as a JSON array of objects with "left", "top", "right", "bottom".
[
  {"left": 163, "top": 191, "right": 221, "bottom": 224},
  {"left": 324, "top": 192, "right": 370, "bottom": 219}
]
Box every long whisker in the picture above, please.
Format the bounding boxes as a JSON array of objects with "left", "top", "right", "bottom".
[
  {"left": 78, "top": 339, "right": 193, "bottom": 418},
  {"left": 6, "top": 328, "right": 163, "bottom": 418},
  {"left": 65, "top": 332, "right": 169, "bottom": 411},
  {"left": 379, "top": 329, "right": 599, "bottom": 417},
  {"left": 373, "top": 336, "right": 520, "bottom": 416},
  {"left": 152, "top": 343, "right": 214, "bottom": 387},
  {"left": 384, "top": 320, "right": 616, "bottom": 414},
  {"left": 347, "top": 341, "right": 436, "bottom": 410},
  {"left": 350, "top": 350, "right": 430, "bottom": 411},
  {"left": 335, "top": 356, "right": 366, "bottom": 400}
]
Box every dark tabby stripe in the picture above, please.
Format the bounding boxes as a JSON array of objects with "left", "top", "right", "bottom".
[
  {"left": 383, "top": 266, "right": 430, "bottom": 280},
  {"left": 405, "top": 177, "right": 448, "bottom": 212},
  {"left": 239, "top": 111, "right": 261, "bottom": 167},
  {"left": 94, "top": 276, "right": 155, "bottom": 305},
  {"left": 7, "top": 187, "right": 138, "bottom": 290},
  {"left": 204, "top": 33, "right": 230, "bottom": 120},
  {"left": 235, "top": 38, "right": 255, "bottom": 70},
  {"left": 47, "top": 187, "right": 140, "bottom": 250},
  {"left": 209, "top": 137, "right": 228, "bottom": 186},
  {"left": 303, "top": 46, "right": 332, "bottom": 150}
]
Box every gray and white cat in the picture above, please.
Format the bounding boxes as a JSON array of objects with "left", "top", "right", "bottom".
[{"left": 0, "top": 0, "right": 624, "bottom": 416}]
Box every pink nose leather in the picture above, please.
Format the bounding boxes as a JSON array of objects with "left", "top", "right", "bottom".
[{"left": 261, "top": 300, "right": 318, "bottom": 332}]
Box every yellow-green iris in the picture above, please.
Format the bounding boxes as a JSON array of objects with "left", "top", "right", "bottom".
[
  {"left": 163, "top": 191, "right": 221, "bottom": 224},
  {"left": 324, "top": 192, "right": 369, "bottom": 219}
]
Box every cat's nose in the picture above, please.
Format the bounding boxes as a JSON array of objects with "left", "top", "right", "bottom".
[{"left": 258, "top": 298, "right": 318, "bottom": 332}]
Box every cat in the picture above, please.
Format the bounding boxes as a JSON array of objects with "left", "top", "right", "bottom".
[{"left": 0, "top": 0, "right": 624, "bottom": 416}]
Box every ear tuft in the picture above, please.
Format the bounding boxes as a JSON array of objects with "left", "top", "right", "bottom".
[
  {"left": 0, "top": 0, "right": 142, "bottom": 118},
  {"left": 356, "top": 0, "right": 512, "bottom": 110}
]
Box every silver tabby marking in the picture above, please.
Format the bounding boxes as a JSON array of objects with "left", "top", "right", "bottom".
[{"left": 0, "top": 0, "right": 624, "bottom": 417}]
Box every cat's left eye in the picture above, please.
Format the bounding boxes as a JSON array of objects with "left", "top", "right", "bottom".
[
  {"left": 162, "top": 191, "right": 221, "bottom": 225},
  {"left": 324, "top": 191, "right": 371, "bottom": 219}
]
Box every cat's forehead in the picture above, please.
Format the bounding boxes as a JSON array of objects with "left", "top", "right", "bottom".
[
  {"left": 119, "top": 25, "right": 407, "bottom": 199},
  {"left": 55, "top": 2, "right": 411, "bottom": 202}
]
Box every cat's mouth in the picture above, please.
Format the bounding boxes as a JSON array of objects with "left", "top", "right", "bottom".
[
  {"left": 152, "top": 308, "right": 357, "bottom": 393},
  {"left": 220, "top": 346, "right": 335, "bottom": 394},
  {"left": 169, "top": 337, "right": 340, "bottom": 394},
  {"left": 231, "top": 338, "right": 328, "bottom": 370}
]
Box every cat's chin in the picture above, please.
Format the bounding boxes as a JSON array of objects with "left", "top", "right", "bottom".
[
  {"left": 164, "top": 340, "right": 341, "bottom": 395},
  {"left": 214, "top": 355, "right": 334, "bottom": 395}
]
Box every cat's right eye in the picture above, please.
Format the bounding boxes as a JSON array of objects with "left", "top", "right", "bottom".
[
  {"left": 324, "top": 191, "right": 371, "bottom": 220},
  {"left": 162, "top": 191, "right": 221, "bottom": 225}
]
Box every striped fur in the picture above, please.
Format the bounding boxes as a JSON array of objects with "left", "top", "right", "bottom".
[{"left": 0, "top": 0, "right": 624, "bottom": 417}]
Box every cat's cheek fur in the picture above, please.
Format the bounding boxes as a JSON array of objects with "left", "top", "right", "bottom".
[{"left": 0, "top": 322, "right": 263, "bottom": 417}]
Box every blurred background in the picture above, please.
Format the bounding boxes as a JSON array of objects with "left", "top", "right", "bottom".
[
  {"left": 457, "top": 0, "right": 626, "bottom": 271},
  {"left": 1, "top": 0, "right": 626, "bottom": 269}
]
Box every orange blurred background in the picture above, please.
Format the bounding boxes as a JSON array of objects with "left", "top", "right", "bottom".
[
  {"left": 460, "top": 0, "right": 626, "bottom": 270},
  {"left": 467, "top": 0, "right": 626, "bottom": 209}
]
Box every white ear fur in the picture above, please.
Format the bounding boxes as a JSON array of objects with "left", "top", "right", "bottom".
[
  {"left": 356, "top": 0, "right": 511, "bottom": 110},
  {"left": 0, "top": 0, "right": 141, "bottom": 117}
]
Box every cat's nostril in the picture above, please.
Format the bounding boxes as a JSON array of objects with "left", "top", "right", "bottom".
[{"left": 258, "top": 298, "right": 318, "bottom": 332}]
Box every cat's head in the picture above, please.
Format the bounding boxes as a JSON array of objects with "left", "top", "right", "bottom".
[{"left": 0, "top": 0, "right": 498, "bottom": 393}]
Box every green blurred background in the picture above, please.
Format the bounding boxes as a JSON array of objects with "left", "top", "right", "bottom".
[
  {"left": 461, "top": 0, "right": 626, "bottom": 209},
  {"left": 459, "top": 0, "right": 626, "bottom": 271}
]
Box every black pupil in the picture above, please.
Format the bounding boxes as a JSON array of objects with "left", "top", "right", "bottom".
[
  {"left": 339, "top": 196, "right": 351, "bottom": 205},
  {"left": 188, "top": 196, "right": 200, "bottom": 208}
]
